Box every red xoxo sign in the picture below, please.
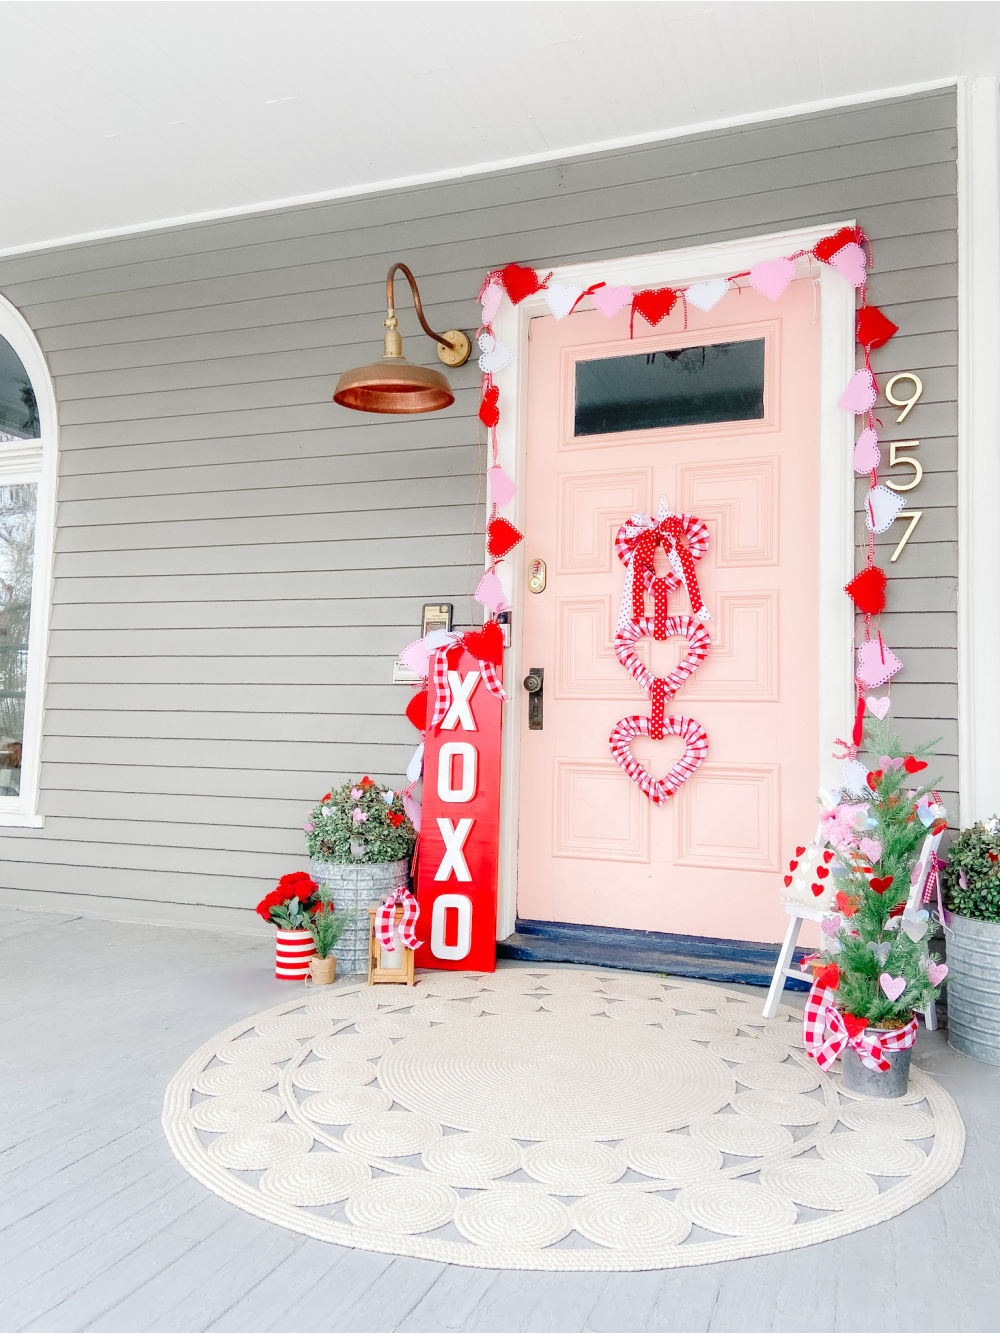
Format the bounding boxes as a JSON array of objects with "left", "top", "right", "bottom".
[{"left": 414, "top": 648, "right": 502, "bottom": 972}]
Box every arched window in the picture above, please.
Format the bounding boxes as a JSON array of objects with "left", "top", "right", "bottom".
[{"left": 0, "top": 296, "right": 57, "bottom": 825}]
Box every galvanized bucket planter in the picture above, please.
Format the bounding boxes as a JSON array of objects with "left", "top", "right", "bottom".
[
  {"left": 841, "top": 1039, "right": 913, "bottom": 1098},
  {"left": 309, "top": 857, "right": 410, "bottom": 976},
  {"left": 945, "top": 913, "right": 1000, "bottom": 1066}
]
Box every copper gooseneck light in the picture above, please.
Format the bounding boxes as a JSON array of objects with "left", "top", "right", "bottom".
[{"left": 333, "top": 262, "right": 472, "bottom": 414}]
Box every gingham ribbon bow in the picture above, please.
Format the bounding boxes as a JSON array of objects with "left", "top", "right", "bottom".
[
  {"left": 613, "top": 506, "right": 711, "bottom": 633},
  {"left": 802, "top": 980, "right": 917, "bottom": 1072},
  {"left": 375, "top": 885, "right": 421, "bottom": 951},
  {"left": 429, "top": 633, "right": 507, "bottom": 731}
]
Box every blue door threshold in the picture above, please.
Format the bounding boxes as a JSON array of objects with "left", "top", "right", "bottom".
[{"left": 497, "top": 917, "right": 811, "bottom": 989}]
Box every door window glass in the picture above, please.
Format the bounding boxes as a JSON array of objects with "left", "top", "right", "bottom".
[{"left": 574, "top": 338, "right": 766, "bottom": 437}]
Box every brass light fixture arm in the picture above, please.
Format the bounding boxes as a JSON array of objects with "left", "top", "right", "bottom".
[{"left": 384, "top": 262, "right": 472, "bottom": 368}]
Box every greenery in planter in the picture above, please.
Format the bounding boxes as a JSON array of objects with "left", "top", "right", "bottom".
[
  {"left": 941, "top": 818, "right": 1000, "bottom": 922},
  {"left": 255, "top": 871, "right": 318, "bottom": 929},
  {"left": 816, "top": 719, "right": 949, "bottom": 1026},
  {"left": 307, "top": 886, "right": 358, "bottom": 958},
  {"left": 305, "top": 776, "right": 416, "bottom": 865}
]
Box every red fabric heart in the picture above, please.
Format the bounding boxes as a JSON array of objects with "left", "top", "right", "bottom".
[
  {"left": 845, "top": 566, "right": 887, "bottom": 615},
  {"left": 814, "top": 227, "right": 859, "bottom": 262},
  {"left": 632, "top": 288, "right": 677, "bottom": 326},
  {"left": 783, "top": 874, "right": 793, "bottom": 888},
  {"left": 486, "top": 517, "right": 524, "bottom": 560},
  {"left": 823, "top": 849, "right": 834, "bottom": 863},
  {"left": 835, "top": 891, "right": 858, "bottom": 917},
  {"left": 810, "top": 883, "right": 824, "bottom": 897},
  {"left": 903, "top": 755, "right": 928, "bottom": 774},
  {"left": 856, "top": 305, "right": 898, "bottom": 350},
  {"left": 870, "top": 875, "right": 894, "bottom": 895},
  {"left": 405, "top": 688, "right": 428, "bottom": 732},
  {"left": 795, "top": 845, "right": 806, "bottom": 857},
  {"left": 816, "top": 865, "right": 829, "bottom": 879},
  {"left": 815, "top": 963, "right": 840, "bottom": 990},
  {"left": 463, "top": 620, "right": 504, "bottom": 666},
  {"left": 842, "top": 1012, "right": 869, "bottom": 1040},
  {"left": 867, "top": 770, "right": 883, "bottom": 789},
  {"left": 479, "top": 384, "right": 500, "bottom": 428},
  {"left": 500, "top": 262, "right": 544, "bottom": 304},
  {"left": 789, "top": 859, "right": 799, "bottom": 871}
]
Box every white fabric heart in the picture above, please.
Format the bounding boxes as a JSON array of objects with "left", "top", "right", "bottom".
[
  {"left": 478, "top": 332, "right": 514, "bottom": 375},
  {"left": 405, "top": 743, "right": 424, "bottom": 784},
  {"left": 865, "top": 485, "right": 906, "bottom": 534},
  {"left": 382, "top": 790, "right": 394, "bottom": 805},
  {"left": 841, "top": 759, "right": 871, "bottom": 797},
  {"left": 544, "top": 281, "right": 583, "bottom": 321},
  {"left": 684, "top": 278, "right": 729, "bottom": 312}
]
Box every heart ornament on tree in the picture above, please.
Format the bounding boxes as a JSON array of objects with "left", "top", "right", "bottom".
[
  {"left": 866, "top": 695, "right": 891, "bottom": 720},
  {"left": 608, "top": 713, "right": 708, "bottom": 805}
]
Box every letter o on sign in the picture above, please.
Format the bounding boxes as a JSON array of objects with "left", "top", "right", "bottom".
[
  {"left": 437, "top": 741, "right": 478, "bottom": 803},
  {"left": 430, "top": 893, "right": 473, "bottom": 961}
]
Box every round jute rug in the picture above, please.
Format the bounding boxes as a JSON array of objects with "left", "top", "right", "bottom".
[{"left": 162, "top": 969, "right": 965, "bottom": 1271}]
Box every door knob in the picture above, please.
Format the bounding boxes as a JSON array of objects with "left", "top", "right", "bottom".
[{"left": 523, "top": 668, "right": 544, "bottom": 730}]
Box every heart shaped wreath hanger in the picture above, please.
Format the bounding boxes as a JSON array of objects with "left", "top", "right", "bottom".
[
  {"left": 609, "top": 714, "right": 709, "bottom": 805},
  {"left": 614, "top": 615, "right": 711, "bottom": 695}
]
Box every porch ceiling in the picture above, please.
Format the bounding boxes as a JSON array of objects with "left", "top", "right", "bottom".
[{"left": 3, "top": 0, "right": 998, "bottom": 255}]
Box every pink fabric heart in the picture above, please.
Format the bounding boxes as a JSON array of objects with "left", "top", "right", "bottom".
[
  {"left": 837, "top": 367, "right": 874, "bottom": 413},
  {"left": 879, "top": 973, "right": 907, "bottom": 1002},
  {"left": 591, "top": 284, "right": 634, "bottom": 318},
  {"left": 352, "top": 807, "right": 367, "bottom": 824},
  {"left": 474, "top": 570, "right": 509, "bottom": 614},
  {"left": 927, "top": 962, "right": 949, "bottom": 987},
  {"left": 878, "top": 756, "right": 905, "bottom": 771},
  {"left": 480, "top": 281, "right": 504, "bottom": 326},
  {"left": 748, "top": 256, "right": 795, "bottom": 301},
  {"left": 840, "top": 370, "right": 878, "bottom": 414},
  {"left": 403, "top": 793, "right": 422, "bottom": 833},
  {"left": 821, "top": 914, "right": 842, "bottom": 937},
  {"left": 829, "top": 242, "right": 868, "bottom": 288},
  {"left": 859, "top": 837, "right": 883, "bottom": 862},
  {"left": 866, "top": 695, "right": 891, "bottom": 720},
  {"left": 853, "top": 428, "right": 881, "bottom": 474},
  {"left": 488, "top": 465, "right": 516, "bottom": 507},
  {"left": 350, "top": 787, "right": 363, "bottom": 800},
  {"left": 684, "top": 278, "right": 729, "bottom": 312},
  {"left": 399, "top": 638, "right": 432, "bottom": 678},
  {"left": 857, "top": 639, "right": 903, "bottom": 688}
]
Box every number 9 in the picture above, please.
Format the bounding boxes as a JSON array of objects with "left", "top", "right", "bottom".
[{"left": 884, "top": 373, "right": 923, "bottom": 424}]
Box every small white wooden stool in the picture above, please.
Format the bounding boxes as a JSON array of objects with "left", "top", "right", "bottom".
[{"left": 762, "top": 825, "right": 944, "bottom": 1027}]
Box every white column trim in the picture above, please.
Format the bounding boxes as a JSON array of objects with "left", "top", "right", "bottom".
[
  {"left": 957, "top": 77, "right": 1000, "bottom": 824},
  {"left": 491, "top": 225, "right": 855, "bottom": 937}
]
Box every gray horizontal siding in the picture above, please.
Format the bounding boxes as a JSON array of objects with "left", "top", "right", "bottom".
[{"left": 0, "top": 86, "right": 959, "bottom": 920}]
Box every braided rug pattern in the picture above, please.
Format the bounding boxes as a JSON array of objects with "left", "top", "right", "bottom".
[{"left": 163, "top": 969, "right": 964, "bottom": 1271}]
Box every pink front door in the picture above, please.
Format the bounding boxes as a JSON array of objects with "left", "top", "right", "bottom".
[{"left": 515, "top": 278, "right": 821, "bottom": 945}]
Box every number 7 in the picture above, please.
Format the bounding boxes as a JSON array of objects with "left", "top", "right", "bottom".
[{"left": 890, "top": 511, "right": 923, "bottom": 563}]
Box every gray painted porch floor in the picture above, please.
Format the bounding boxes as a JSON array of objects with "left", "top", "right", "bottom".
[{"left": 2, "top": 909, "right": 998, "bottom": 1333}]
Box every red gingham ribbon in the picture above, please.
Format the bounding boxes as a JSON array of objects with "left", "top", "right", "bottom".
[
  {"left": 802, "top": 980, "right": 917, "bottom": 1072},
  {"left": 608, "top": 713, "right": 708, "bottom": 804},
  {"left": 428, "top": 638, "right": 508, "bottom": 731},
  {"left": 614, "top": 511, "right": 711, "bottom": 632},
  {"left": 375, "top": 885, "right": 421, "bottom": 951}
]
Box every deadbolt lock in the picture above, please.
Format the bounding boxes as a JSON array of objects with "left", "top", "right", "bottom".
[{"left": 527, "top": 558, "right": 547, "bottom": 593}]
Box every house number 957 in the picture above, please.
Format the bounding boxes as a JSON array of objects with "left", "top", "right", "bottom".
[{"left": 883, "top": 373, "right": 924, "bottom": 563}]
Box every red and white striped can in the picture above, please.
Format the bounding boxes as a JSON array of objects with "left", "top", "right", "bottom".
[{"left": 274, "top": 928, "right": 315, "bottom": 980}]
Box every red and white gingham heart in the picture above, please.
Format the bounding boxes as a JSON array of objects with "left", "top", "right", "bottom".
[
  {"left": 609, "top": 714, "right": 709, "bottom": 805},
  {"left": 613, "top": 615, "right": 711, "bottom": 695}
]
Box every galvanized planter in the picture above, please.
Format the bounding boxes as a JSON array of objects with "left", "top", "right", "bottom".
[
  {"left": 309, "top": 857, "right": 411, "bottom": 976},
  {"left": 945, "top": 912, "right": 1000, "bottom": 1066},
  {"left": 841, "top": 1039, "right": 913, "bottom": 1098}
]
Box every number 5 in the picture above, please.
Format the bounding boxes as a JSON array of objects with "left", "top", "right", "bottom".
[{"left": 884, "top": 440, "right": 923, "bottom": 493}]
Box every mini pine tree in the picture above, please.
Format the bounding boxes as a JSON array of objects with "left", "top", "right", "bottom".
[{"left": 819, "top": 718, "right": 948, "bottom": 1026}]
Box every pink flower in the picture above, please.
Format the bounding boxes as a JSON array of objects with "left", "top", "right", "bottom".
[
  {"left": 352, "top": 808, "right": 368, "bottom": 824},
  {"left": 350, "top": 787, "right": 363, "bottom": 800}
]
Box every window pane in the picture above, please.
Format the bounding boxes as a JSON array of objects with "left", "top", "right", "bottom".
[
  {"left": 0, "top": 335, "right": 40, "bottom": 440},
  {"left": 0, "top": 483, "right": 37, "bottom": 797},
  {"left": 574, "top": 338, "right": 766, "bottom": 437}
]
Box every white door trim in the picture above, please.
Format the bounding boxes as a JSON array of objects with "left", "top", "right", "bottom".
[
  {"left": 957, "top": 76, "right": 1000, "bottom": 824},
  {"left": 491, "top": 225, "right": 856, "bottom": 938}
]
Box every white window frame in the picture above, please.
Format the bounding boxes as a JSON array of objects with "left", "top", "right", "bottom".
[{"left": 0, "top": 294, "right": 57, "bottom": 828}]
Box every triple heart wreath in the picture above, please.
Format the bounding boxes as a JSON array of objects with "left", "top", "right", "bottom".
[{"left": 399, "top": 225, "right": 904, "bottom": 817}]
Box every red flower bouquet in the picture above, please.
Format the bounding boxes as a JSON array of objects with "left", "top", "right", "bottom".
[{"left": 256, "top": 872, "right": 319, "bottom": 928}]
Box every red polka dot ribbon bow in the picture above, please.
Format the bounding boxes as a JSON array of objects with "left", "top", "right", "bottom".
[
  {"left": 375, "top": 885, "right": 421, "bottom": 951},
  {"left": 802, "top": 979, "right": 917, "bottom": 1072},
  {"left": 613, "top": 507, "right": 711, "bottom": 634}
]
